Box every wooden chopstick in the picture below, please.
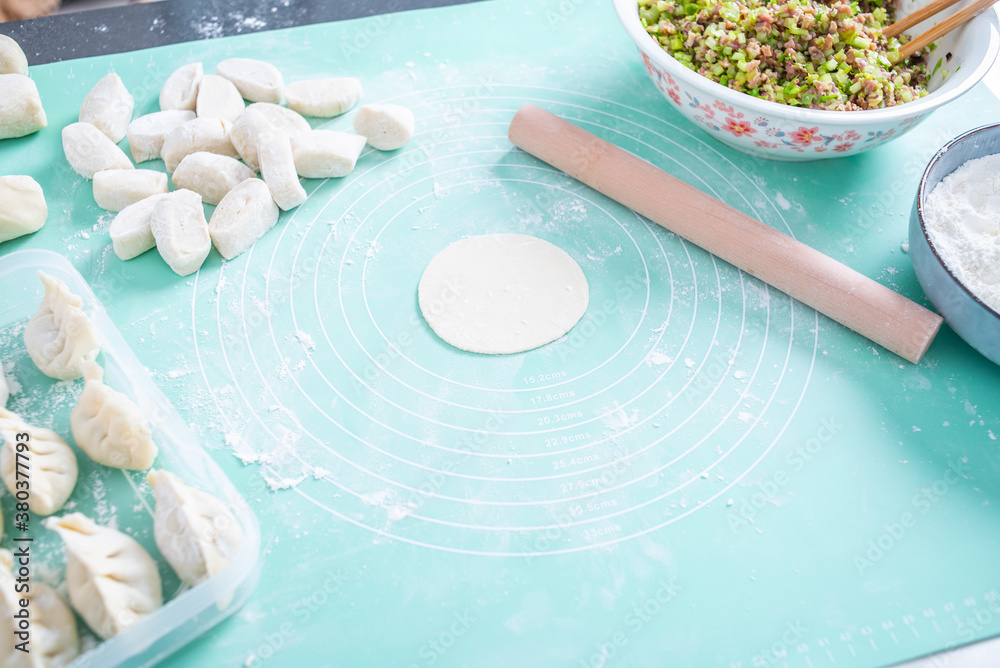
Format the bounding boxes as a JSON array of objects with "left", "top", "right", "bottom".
[
  {"left": 896, "top": 0, "right": 1000, "bottom": 61},
  {"left": 884, "top": 0, "right": 965, "bottom": 38}
]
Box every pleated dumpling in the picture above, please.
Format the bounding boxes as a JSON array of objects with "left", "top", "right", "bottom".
[
  {"left": 44, "top": 513, "right": 162, "bottom": 640},
  {"left": 147, "top": 470, "right": 244, "bottom": 585},
  {"left": 0, "top": 548, "right": 80, "bottom": 667},
  {"left": 71, "top": 361, "right": 157, "bottom": 470},
  {"left": 23, "top": 272, "right": 101, "bottom": 381},
  {"left": 0, "top": 408, "right": 78, "bottom": 516}
]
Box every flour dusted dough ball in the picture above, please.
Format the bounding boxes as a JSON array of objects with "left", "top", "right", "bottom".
[
  {"left": 208, "top": 178, "right": 279, "bottom": 260},
  {"left": 24, "top": 271, "right": 101, "bottom": 381},
  {"left": 172, "top": 151, "right": 255, "bottom": 205},
  {"left": 216, "top": 58, "right": 284, "bottom": 104},
  {"left": 109, "top": 193, "right": 169, "bottom": 261},
  {"left": 290, "top": 130, "right": 366, "bottom": 179},
  {"left": 0, "top": 548, "right": 80, "bottom": 666},
  {"left": 71, "top": 361, "right": 157, "bottom": 470},
  {"left": 160, "top": 116, "right": 236, "bottom": 172},
  {"left": 0, "top": 408, "right": 79, "bottom": 516},
  {"left": 284, "top": 77, "right": 362, "bottom": 118},
  {"left": 93, "top": 169, "right": 168, "bottom": 212},
  {"left": 45, "top": 513, "right": 163, "bottom": 640},
  {"left": 160, "top": 62, "right": 203, "bottom": 112},
  {"left": 79, "top": 73, "right": 134, "bottom": 143},
  {"left": 62, "top": 122, "right": 133, "bottom": 179},
  {"left": 150, "top": 189, "right": 211, "bottom": 276},
  {"left": 258, "top": 132, "right": 306, "bottom": 211},
  {"left": 0, "top": 73, "right": 46, "bottom": 140},
  {"left": 0, "top": 175, "right": 46, "bottom": 244},
  {"left": 352, "top": 104, "right": 414, "bottom": 151},
  {"left": 147, "top": 470, "right": 245, "bottom": 585},
  {"left": 230, "top": 102, "right": 310, "bottom": 172},
  {"left": 196, "top": 74, "right": 245, "bottom": 124},
  {"left": 0, "top": 35, "right": 28, "bottom": 76},
  {"left": 126, "top": 109, "right": 196, "bottom": 163}
]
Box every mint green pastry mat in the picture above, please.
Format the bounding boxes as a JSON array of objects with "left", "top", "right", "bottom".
[{"left": 2, "top": 1, "right": 1000, "bottom": 666}]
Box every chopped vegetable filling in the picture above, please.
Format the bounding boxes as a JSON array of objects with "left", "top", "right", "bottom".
[{"left": 639, "top": 0, "right": 929, "bottom": 110}]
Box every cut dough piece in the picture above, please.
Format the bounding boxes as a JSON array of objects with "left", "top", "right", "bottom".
[
  {"left": 216, "top": 58, "right": 283, "bottom": 104},
  {"left": 62, "top": 122, "right": 133, "bottom": 179},
  {"left": 24, "top": 271, "right": 101, "bottom": 380},
  {"left": 0, "top": 73, "right": 46, "bottom": 140},
  {"left": 126, "top": 109, "right": 196, "bottom": 163},
  {"left": 352, "top": 104, "right": 414, "bottom": 151},
  {"left": 71, "top": 361, "right": 157, "bottom": 470},
  {"left": 150, "top": 189, "right": 211, "bottom": 276},
  {"left": 172, "top": 151, "right": 255, "bottom": 205},
  {"left": 79, "top": 73, "right": 134, "bottom": 143},
  {"left": 0, "top": 35, "right": 28, "bottom": 76},
  {"left": 419, "top": 234, "right": 589, "bottom": 354},
  {"left": 147, "top": 470, "right": 245, "bottom": 585},
  {"left": 93, "top": 169, "right": 168, "bottom": 212},
  {"left": 0, "top": 548, "right": 80, "bottom": 667},
  {"left": 0, "top": 408, "right": 79, "bottom": 515},
  {"left": 109, "top": 193, "right": 169, "bottom": 260},
  {"left": 284, "top": 77, "right": 362, "bottom": 118},
  {"left": 290, "top": 130, "right": 366, "bottom": 179},
  {"left": 160, "top": 62, "right": 203, "bottom": 112},
  {"left": 45, "top": 513, "right": 163, "bottom": 640},
  {"left": 258, "top": 132, "right": 306, "bottom": 211},
  {"left": 0, "top": 175, "right": 47, "bottom": 244},
  {"left": 196, "top": 74, "right": 245, "bottom": 124},
  {"left": 230, "top": 102, "right": 310, "bottom": 172},
  {"left": 208, "top": 178, "right": 279, "bottom": 259},
  {"left": 160, "top": 116, "right": 236, "bottom": 172}
]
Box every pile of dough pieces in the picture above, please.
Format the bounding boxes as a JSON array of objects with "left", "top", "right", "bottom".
[
  {"left": 0, "top": 271, "right": 245, "bottom": 664},
  {"left": 61, "top": 56, "right": 415, "bottom": 276},
  {"left": 0, "top": 35, "right": 49, "bottom": 245}
]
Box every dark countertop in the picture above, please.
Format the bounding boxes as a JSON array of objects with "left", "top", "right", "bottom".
[{"left": 0, "top": 0, "right": 483, "bottom": 64}]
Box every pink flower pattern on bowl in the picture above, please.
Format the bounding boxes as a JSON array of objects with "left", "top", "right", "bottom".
[{"left": 639, "top": 51, "right": 925, "bottom": 160}]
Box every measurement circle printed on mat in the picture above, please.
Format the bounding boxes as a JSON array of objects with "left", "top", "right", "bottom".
[{"left": 191, "top": 83, "right": 818, "bottom": 556}]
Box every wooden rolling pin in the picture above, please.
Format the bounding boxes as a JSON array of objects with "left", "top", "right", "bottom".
[{"left": 508, "top": 104, "right": 942, "bottom": 363}]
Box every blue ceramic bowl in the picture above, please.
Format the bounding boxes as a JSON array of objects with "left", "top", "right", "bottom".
[{"left": 910, "top": 124, "right": 1000, "bottom": 366}]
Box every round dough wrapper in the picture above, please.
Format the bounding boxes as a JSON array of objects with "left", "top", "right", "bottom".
[{"left": 418, "top": 233, "right": 589, "bottom": 354}]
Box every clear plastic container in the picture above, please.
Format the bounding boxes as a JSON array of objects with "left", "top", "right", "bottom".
[{"left": 0, "top": 249, "right": 260, "bottom": 667}]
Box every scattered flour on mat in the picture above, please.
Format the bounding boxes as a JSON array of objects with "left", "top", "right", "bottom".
[
  {"left": 361, "top": 490, "right": 390, "bottom": 506},
  {"left": 260, "top": 427, "right": 308, "bottom": 491},
  {"left": 295, "top": 331, "right": 316, "bottom": 350},
  {"left": 645, "top": 350, "right": 672, "bottom": 366},
  {"left": 603, "top": 402, "right": 637, "bottom": 431},
  {"left": 774, "top": 192, "right": 792, "bottom": 210},
  {"left": 360, "top": 491, "right": 416, "bottom": 522}
]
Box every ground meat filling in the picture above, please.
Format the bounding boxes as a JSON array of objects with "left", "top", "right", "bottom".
[{"left": 640, "top": 0, "right": 929, "bottom": 111}]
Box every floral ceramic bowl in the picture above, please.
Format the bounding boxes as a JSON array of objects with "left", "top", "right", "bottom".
[{"left": 613, "top": 0, "right": 1000, "bottom": 160}]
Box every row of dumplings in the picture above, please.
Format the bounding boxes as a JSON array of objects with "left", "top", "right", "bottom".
[
  {"left": 0, "top": 272, "right": 245, "bottom": 664},
  {"left": 61, "top": 57, "right": 415, "bottom": 276},
  {"left": 0, "top": 34, "right": 46, "bottom": 141},
  {"left": 0, "top": 36, "right": 49, "bottom": 246}
]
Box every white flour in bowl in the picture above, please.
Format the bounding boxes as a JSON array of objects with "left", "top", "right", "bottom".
[{"left": 923, "top": 153, "right": 1000, "bottom": 312}]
